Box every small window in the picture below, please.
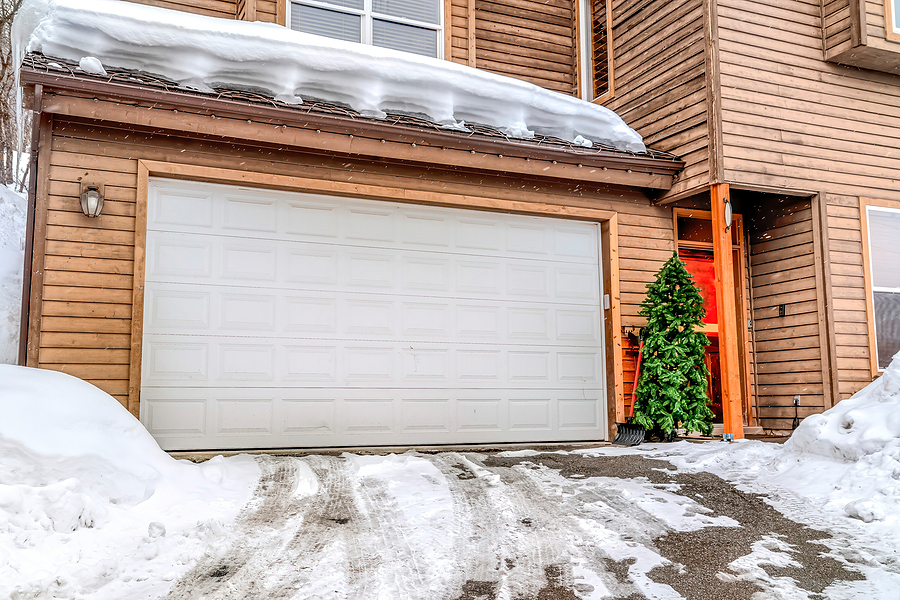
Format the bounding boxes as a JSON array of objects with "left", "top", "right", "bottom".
[
  {"left": 864, "top": 203, "right": 900, "bottom": 371},
  {"left": 287, "top": 0, "right": 442, "bottom": 58},
  {"left": 590, "top": 0, "right": 612, "bottom": 99}
]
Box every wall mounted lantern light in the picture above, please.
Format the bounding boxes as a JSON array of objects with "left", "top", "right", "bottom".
[
  {"left": 723, "top": 198, "right": 733, "bottom": 231},
  {"left": 80, "top": 183, "right": 104, "bottom": 218}
]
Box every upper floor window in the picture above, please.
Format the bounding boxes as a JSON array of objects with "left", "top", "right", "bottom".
[
  {"left": 862, "top": 201, "right": 900, "bottom": 372},
  {"left": 287, "top": 0, "right": 443, "bottom": 58}
]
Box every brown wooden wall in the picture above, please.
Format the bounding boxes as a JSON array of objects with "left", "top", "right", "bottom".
[
  {"left": 823, "top": 194, "right": 873, "bottom": 399},
  {"left": 718, "top": 0, "right": 900, "bottom": 202},
  {"left": 603, "top": 0, "right": 710, "bottom": 200},
  {"left": 747, "top": 197, "right": 825, "bottom": 431},
  {"left": 123, "top": 0, "right": 237, "bottom": 19},
  {"left": 472, "top": 0, "right": 579, "bottom": 95},
  {"left": 823, "top": 0, "right": 853, "bottom": 58},
  {"left": 28, "top": 92, "right": 676, "bottom": 410}
]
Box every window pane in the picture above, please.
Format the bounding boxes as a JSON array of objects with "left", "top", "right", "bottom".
[
  {"left": 868, "top": 207, "right": 900, "bottom": 289},
  {"left": 895, "top": 0, "right": 900, "bottom": 30},
  {"left": 315, "top": 0, "right": 364, "bottom": 10},
  {"left": 372, "top": 19, "right": 438, "bottom": 57},
  {"left": 373, "top": 0, "right": 441, "bottom": 25},
  {"left": 290, "top": 2, "right": 361, "bottom": 43},
  {"left": 677, "top": 216, "right": 713, "bottom": 243},
  {"left": 874, "top": 291, "right": 900, "bottom": 370}
]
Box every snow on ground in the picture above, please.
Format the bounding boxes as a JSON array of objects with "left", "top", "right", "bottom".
[
  {"left": 0, "top": 365, "right": 259, "bottom": 600},
  {"left": 578, "top": 350, "right": 900, "bottom": 598},
  {"left": 12, "top": 0, "right": 645, "bottom": 152},
  {"left": 0, "top": 185, "right": 25, "bottom": 364}
]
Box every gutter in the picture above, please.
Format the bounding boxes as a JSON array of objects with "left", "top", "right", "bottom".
[
  {"left": 19, "top": 68, "right": 684, "bottom": 185},
  {"left": 18, "top": 83, "right": 41, "bottom": 366}
]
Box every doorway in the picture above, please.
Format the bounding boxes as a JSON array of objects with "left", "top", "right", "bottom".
[{"left": 674, "top": 209, "right": 754, "bottom": 428}]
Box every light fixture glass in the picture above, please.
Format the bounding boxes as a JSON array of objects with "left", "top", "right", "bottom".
[
  {"left": 723, "top": 199, "right": 733, "bottom": 230},
  {"left": 80, "top": 187, "right": 104, "bottom": 218}
]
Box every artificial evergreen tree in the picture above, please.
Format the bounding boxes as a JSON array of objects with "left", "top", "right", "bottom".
[{"left": 633, "top": 254, "right": 714, "bottom": 439}]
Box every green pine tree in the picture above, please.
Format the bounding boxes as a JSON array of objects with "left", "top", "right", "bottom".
[{"left": 633, "top": 253, "right": 714, "bottom": 439}]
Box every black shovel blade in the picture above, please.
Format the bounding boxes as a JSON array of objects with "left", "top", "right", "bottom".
[{"left": 612, "top": 422, "right": 645, "bottom": 446}]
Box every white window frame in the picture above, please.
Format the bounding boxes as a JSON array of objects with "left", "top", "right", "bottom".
[
  {"left": 286, "top": 0, "right": 444, "bottom": 58},
  {"left": 861, "top": 199, "right": 900, "bottom": 375}
]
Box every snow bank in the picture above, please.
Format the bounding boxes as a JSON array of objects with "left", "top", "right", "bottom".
[
  {"left": 786, "top": 351, "right": 900, "bottom": 461},
  {"left": 0, "top": 366, "right": 259, "bottom": 599},
  {"left": 0, "top": 185, "right": 25, "bottom": 365},
  {"left": 13, "top": 0, "right": 645, "bottom": 152}
]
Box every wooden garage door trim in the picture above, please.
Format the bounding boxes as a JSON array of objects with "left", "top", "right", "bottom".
[{"left": 128, "top": 160, "right": 624, "bottom": 439}]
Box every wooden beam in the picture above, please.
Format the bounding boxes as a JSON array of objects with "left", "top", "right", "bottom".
[
  {"left": 276, "top": 0, "right": 286, "bottom": 26},
  {"left": 245, "top": 0, "right": 257, "bottom": 21},
  {"left": 26, "top": 113, "right": 53, "bottom": 367},
  {"left": 812, "top": 193, "right": 840, "bottom": 408},
  {"left": 602, "top": 215, "right": 623, "bottom": 439},
  {"left": 711, "top": 183, "right": 744, "bottom": 439},
  {"left": 42, "top": 93, "right": 676, "bottom": 189},
  {"left": 127, "top": 161, "right": 150, "bottom": 419}
]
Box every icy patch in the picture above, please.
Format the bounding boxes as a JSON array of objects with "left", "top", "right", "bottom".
[
  {"left": 0, "top": 366, "right": 259, "bottom": 599},
  {"left": 13, "top": 0, "right": 645, "bottom": 152},
  {"left": 0, "top": 185, "right": 25, "bottom": 364},
  {"left": 720, "top": 535, "right": 809, "bottom": 599}
]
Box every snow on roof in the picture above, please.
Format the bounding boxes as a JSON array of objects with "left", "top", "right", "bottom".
[{"left": 13, "top": 0, "right": 646, "bottom": 153}]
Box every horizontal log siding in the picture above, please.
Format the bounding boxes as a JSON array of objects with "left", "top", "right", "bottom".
[
  {"left": 473, "top": 0, "right": 579, "bottom": 95},
  {"left": 122, "top": 0, "right": 237, "bottom": 18},
  {"left": 822, "top": 0, "right": 853, "bottom": 59},
  {"left": 824, "top": 194, "right": 875, "bottom": 398},
  {"left": 32, "top": 99, "right": 676, "bottom": 411},
  {"left": 450, "top": 0, "right": 471, "bottom": 65},
  {"left": 748, "top": 198, "right": 825, "bottom": 432},
  {"left": 604, "top": 0, "right": 710, "bottom": 200},
  {"left": 718, "top": 0, "right": 900, "bottom": 202}
]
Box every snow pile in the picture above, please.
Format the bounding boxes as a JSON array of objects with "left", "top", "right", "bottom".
[
  {"left": 786, "top": 351, "right": 900, "bottom": 462},
  {"left": 13, "top": 0, "right": 645, "bottom": 152},
  {"left": 0, "top": 185, "right": 25, "bottom": 364},
  {"left": 0, "top": 366, "right": 259, "bottom": 599}
]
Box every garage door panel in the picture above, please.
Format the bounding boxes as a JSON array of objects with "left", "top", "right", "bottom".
[
  {"left": 146, "top": 232, "right": 599, "bottom": 306},
  {"left": 143, "top": 387, "right": 605, "bottom": 449},
  {"left": 145, "top": 285, "right": 598, "bottom": 345},
  {"left": 143, "top": 334, "right": 601, "bottom": 389},
  {"left": 142, "top": 179, "right": 607, "bottom": 450}
]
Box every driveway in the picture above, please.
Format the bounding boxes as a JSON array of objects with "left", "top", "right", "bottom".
[{"left": 162, "top": 448, "right": 867, "bottom": 600}]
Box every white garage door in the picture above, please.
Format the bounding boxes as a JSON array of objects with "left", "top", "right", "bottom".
[{"left": 140, "top": 179, "right": 607, "bottom": 450}]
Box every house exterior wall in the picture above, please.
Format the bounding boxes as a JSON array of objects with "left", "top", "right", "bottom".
[
  {"left": 746, "top": 197, "right": 827, "bottom": 431},
  {"left": 25, "top": 88, "right": 677, "bottom": 426},
  {"left": 603, "top": 0, "right": 711, "bottom": 200},
  {"left": 716, "top": 0, "right": 900, "bottom": 405},
  {"left": 123, "top": 0, "right": 238, "bottom": 19}
]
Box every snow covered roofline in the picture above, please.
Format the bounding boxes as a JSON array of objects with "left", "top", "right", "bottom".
[{"left": 13, "top": 0, "right": 646, "bottom": 153}]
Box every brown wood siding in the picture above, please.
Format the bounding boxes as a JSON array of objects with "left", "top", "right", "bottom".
[
  {"left": 450, "top": 0, "right": 473, "bottom": 65},
  {"left": 122, "top": 0, "right": 237, "bottom": 19},
  {"left": 718, "top": 0, "right": 898, "bottom": 409},
  {"left": 473, "top": 0, "right": 579, "bottom": 95},
  {"left": 748, "top": 197, "right": 825, "bottom": 432},
  {"left": 823, "top": 0, "right": 853, "bottom": 59},
  {"left": 604, "top": 0, "right": 710, "bottom": 200},
  {"left": 718, "top": 0, "right": 900, "bottom": 202},
  {"left": 824, "top": 194, "right": 874, "bottom": 398},
  {"left": 30, "top": 93, "right": 676, "bottom": 412}
]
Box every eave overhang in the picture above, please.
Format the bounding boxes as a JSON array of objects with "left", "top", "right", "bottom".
[{"left": 21, "top": 60, "right": 683, "bottom": 192}]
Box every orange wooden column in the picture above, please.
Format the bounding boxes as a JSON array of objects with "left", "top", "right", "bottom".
[{"left": 710, "top": 183, "right": 744, "bottom": 439}]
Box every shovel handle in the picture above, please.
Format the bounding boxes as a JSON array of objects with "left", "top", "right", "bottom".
[{"left": 628, "top": 339, "right": 644, "bottom": 418}]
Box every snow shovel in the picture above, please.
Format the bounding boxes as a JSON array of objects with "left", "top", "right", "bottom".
[{"left": 613, "top": 330, "right": 646, "bottom": 446}]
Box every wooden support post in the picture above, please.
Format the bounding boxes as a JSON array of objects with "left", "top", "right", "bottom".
[{"left": 711, "top": 183, "right": 744, "bottom": 439}]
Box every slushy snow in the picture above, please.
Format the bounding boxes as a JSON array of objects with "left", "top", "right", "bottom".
[
  {"left": 12, "top": 0, "right": 645, "bottom": 152},
  {"left": 0, "top": 365, "right": 259, "bottom": 599},
  {"left": 0, "top": 185, "right": 25, "bottom": 364}
]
